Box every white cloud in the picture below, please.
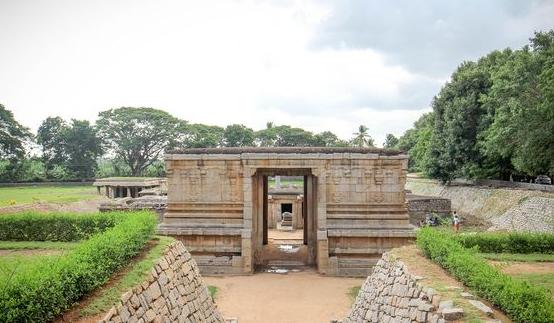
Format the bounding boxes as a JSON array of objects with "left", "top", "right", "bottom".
[{"left": 0, "top": 0, "right": 551, "bottom": 147}]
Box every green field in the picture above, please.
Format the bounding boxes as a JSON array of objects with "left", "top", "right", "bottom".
[
  {"left": 0, "top": 241, "right": 79, "bottom": 281},
  {"left": 0, "top": 185, "right": 99, "bottom": 207}
]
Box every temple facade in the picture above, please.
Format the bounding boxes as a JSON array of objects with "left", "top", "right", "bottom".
[{"left": 157, "top": 147, "right": 415, "bottom": 277}]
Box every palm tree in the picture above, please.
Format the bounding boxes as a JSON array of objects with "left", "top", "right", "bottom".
[{"left": 351, "top": 125, "right": 375, "bottom": 147}]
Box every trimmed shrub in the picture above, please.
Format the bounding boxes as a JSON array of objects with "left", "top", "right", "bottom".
[
  {"left": 0, "top": 211, "right": 120, "bottom": 241},
  {"left": 417, "top": 228, "right": 554, "bottom": 323},
  {"left": 0, "top": 211, "right": 157, "bottom": 323},
  {"left": 455, "top": 231, "right": 554, "bottom": 254}
]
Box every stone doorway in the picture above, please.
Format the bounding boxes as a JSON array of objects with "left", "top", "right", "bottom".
[
  {"left": 254, "top": 170, "right": 317, "bottom": 270},
  {"left": 159, "top": 147, "right": 415, "bottom": 276}
]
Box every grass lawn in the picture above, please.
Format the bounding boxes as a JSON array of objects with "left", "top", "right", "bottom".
[
  {"left": 0, "top": 185, "right": 99, "bottom": 207},
  {"left": 0, "top": 241, "right": 80, "bottom": 250},
  {"left": 480, "top": 252, "right": 554, "bottom": 262},
  {"left": 0, "top": 240, "right": 80, "bottom": 281}
]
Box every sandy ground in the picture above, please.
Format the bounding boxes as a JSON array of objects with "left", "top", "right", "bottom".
[
  {"left": 0, "top": 198, "right": 105, "bottom": 214},
  {"left": 204, "top": 270, "right": 364, "bottom": 323},
  {"left": 0, "top": 249, "right": 63, "bottom": 256}
]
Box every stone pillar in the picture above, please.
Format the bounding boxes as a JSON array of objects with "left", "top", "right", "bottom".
[
  {"left": 126, "top": 187, "right": 131, "bottom": 198},
  {"left": 314, "top": 168, "right": 329, "bottom": 273},
  {"left": 317, "top": 230, "right": 329, "bottom": 274},
  {"left": 307, "top": 174, "right": 316, "bottom": 265},
  {"left": 241, "top": 229, "right": 252, "bottom": 274},
  {"left": 254, "top": 173, "right": 265, "bottom": 256},
  {"left": 241, "top": 167, "right": 255, "bottom": 274}
]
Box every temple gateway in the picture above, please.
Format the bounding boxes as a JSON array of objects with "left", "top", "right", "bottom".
[{"left": 157, "top": 147, "right": 415, "bottom": 277}]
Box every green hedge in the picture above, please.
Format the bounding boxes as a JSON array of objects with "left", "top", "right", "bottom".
[
  {"left": 0, "top": 211, "right": 157, "bottom": 323},
  {"left": 417, "top": 228, "right": 554, "bottom": 323},
  {"left": 455, "top": 231, "right": 554, "bottom": 254},
  {"left": 0, "top": 211, "right": 120, "bottom": 241}
]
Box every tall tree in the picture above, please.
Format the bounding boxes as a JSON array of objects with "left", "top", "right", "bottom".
[
  {"left": 396, "top": 30, "right": 554, "bottom": 182},
  {"left": 97, "top": 107, "right": 182, "bottom": 176},
  {"left": 0, "top": 105, "right": 32, "bottom": 181},
  {"left": 482, "top": 31, "right": 554, "bottom": 179},
  {"left": 313, "top": 131, "right": 348, "bottom": 147},
  {"left": 397, "top": 113, "right": 434, "bottom": 172},
  {"left": 63, "top": 119, "right": 103, "bottom": 178},
  {"left": 383, "top": 134, "right": 399, "bottom": 149},
  {"left": 0, "top": 104, "right": 31, "bottom": 159},
  {"left": 176, "top": 123, "right": 224, "bottom": 148},
  {"left": 223, "top": 124, "right": 255, "bottom": 147},
  {"left": 37, "top": 117, "right": 103, "bottom": 179},
  {"left": 350, "top": 125, "right": 374, "bottom": 147},
  {"left": 37, "top": 117, "right": 68, "bottom": 173},
  {"left": 273, "top": 126, "right": 316, "bottom": 147}
]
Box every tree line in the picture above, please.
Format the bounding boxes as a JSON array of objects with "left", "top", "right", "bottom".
[
  {"left": 394, "top": 30, "right": 554, "bottom": 183},
  {"left": 5, "top": 30, "right": 550, "bottom": 183},
  {"left": 0, "top": 106, "right": 378, "bottom": 181}
]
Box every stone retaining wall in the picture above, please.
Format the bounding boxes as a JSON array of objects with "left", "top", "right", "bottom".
[
  {"left": 101, "top": 241, "right": 224, "bottom": 323},
  {"left": 406, "top": 177, "right": 554, "bottom": 232},
  {"left": 406, "top": 195, "right": 451, "bottom": 225},
  {"left": 344, "top": 253, "right": 444, "bottom": 323}
]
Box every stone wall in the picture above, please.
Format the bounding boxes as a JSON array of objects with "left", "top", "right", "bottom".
[
  {"left": 344, "top": 253, "right": 444, "bottom": 323},
  {"left": 406, "top": 177, "right": 554, "bottom": 232},
  {"left": 406, "top": 195, "right": 451, "bottom": 225},
  {"left": 100, "top": 241, "right": 224, "bottom": 323}
]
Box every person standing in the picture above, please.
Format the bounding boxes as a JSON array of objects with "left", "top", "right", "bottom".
[{"left": 453, "top": 211, "right": 460, "bottom": 233}]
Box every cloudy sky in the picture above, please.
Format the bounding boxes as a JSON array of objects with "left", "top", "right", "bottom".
[{"left": 1, "top": 0, "right": 553, "bottom": 145}]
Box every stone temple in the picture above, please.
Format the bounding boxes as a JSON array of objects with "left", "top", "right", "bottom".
[{"left": 157, "top": 147, "right": 415, "bottom": 277}]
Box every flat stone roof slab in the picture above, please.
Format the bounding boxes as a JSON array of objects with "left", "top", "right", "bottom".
[{"left": 166, "top": 146, "right": 404, "bottom": 156}]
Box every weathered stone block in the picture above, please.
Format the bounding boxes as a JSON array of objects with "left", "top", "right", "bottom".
[{"left": 442, "top": 308, "right": 464, "bottom": 321}]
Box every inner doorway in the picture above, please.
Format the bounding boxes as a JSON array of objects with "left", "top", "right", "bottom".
[{"left": 255, "top": 169, "right": 316, "bottom": 271}]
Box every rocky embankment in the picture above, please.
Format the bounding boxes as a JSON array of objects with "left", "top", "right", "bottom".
[
  {"left": 406, "top": 177, "right": 554, "bottom": 232},
  {"left": 344, "top": 253, "right": 461, "bottom": 323},
  {"left": 101, "top": 241, "right": 224, "bottom": 323}
]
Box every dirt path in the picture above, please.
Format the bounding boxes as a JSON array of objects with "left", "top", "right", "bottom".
[
  {"left": 0, "top": 249, "right": 63, "bottom": 256},
  {"left": 491, "top": 261, "right": 554, "bottom": 275},
  {"left": 204, "top": 270, "right": 364, "bottom": 323},
  {"left": 0, "top": 198, "right": 105, "bottom": 214}
]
